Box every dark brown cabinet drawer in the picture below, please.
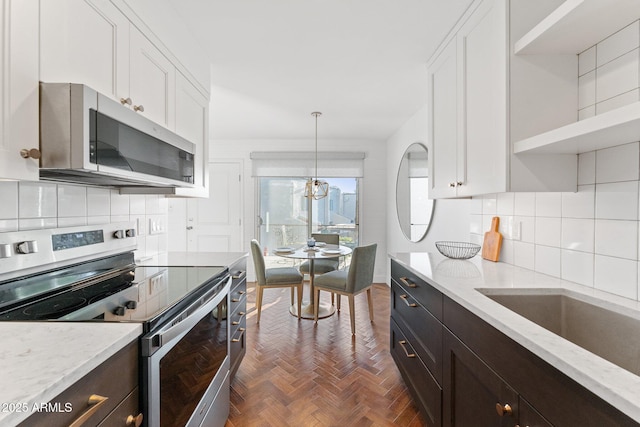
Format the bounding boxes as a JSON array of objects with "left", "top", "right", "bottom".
[
  {"left": 230, "top": 313, "right": 246, "bottom": 376},
  {"left": 20, "top": 341, "right": 139, "bottom": 427},
  {"left": 391, "top": 280, "right": 442, "bottom": 384},
  {"left": 97, "top": 388, "right": 141, "bottom": 427},
  {"left": 390, "top": 318, "right": 442, "bottom": 427},
  {"left": 391, "top": 261, "right": 442, "bottom": 320}
]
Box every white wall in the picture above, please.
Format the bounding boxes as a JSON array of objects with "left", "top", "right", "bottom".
[
  {"left": 210, "top": 138, "right": 388, "bottom": 283},
  {"left": 385, "top": 105, "right": 471, "bottom": 269}
]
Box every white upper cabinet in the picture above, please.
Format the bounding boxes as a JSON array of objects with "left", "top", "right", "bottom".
[
  {"left": 39, "top": 0, "right": 210, "bottom": 195},
  {"left": 173, "top": 72, "right": 210, "bottom": 197},
  {"left": 0, "top": 0, "right": 40, "bottom": 181},
  {"left": 427, "top": 0, "right": 579, "bottom": 198},
  {"left": 129, "top": 27, "right": 175, "bottom": 130},
  {"left": 40, "top": 0, "right": 129, "bottom": 102},
  {"left": 428, "top": 38, "right": 458, "bottom": 198}
]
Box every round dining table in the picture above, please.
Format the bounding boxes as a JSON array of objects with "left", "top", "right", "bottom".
[{"left": 273, "top": 244, "right": 352, "bottom": 319}]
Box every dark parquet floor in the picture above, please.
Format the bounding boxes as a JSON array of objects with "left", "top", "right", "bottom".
[{"left": 225, "top": 282, "right": 426, "bottom": 427}]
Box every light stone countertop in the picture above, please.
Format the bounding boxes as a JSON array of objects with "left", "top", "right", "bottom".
[
  {"left": 390, "top": 252, "right": 640, "bottom": 423},
  {"left": 137, "top": 251, "right": 248, "bottom": 268},
  {"left": 0, "top": 322, "right": 142, "bottom": 427}
]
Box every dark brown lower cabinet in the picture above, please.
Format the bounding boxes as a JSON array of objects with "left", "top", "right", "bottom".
[
  {"left": 228, "top": 257, "right": 247, "bottom": 380},
  {"left": 389, "top": 259, "right": 640, "bottom": 427}
]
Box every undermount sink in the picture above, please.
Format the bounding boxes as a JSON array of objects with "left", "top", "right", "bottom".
[{"left": 477, "top": 288, "right": 640, "bottom": 376}]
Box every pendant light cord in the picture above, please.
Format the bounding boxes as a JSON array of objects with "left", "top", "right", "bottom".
[{"left": 312, "top": 111, "right": 322, "bottom": 183}]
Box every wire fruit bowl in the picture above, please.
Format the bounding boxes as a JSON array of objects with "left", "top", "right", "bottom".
[{"left": 435, "top": 241, "right": 481, "bottom": 260}]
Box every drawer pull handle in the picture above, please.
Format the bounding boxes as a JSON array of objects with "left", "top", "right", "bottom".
[
  {"left": 69, "top": 394, "right": 109, "bottom": 427},
  {"left": 231, "top": 298, "right": 241, "bottom": 302},
  {"left": 398, "top": 340, "right": 415, "bottom": 358},
  {"left": 399, "top": 294, "right": 417, "bottom": 307},
  {"left": 399, "top": 277, "right": 417, "bottom": 288},
  {"left": 495, "top": 403, "right": 513, "bottom": 417},
  {"left": 232, "top": 327, "right": 246, "bottom": 342},
  {"left": 238, "top": 290, "right": 246, "bottom": 295},
  {"left": 126, "top": 413, "right": 144, "bottom": 427},
  {"left": 232, "top": 270, "right": 247, "bottom": 280},
  {"left": 232, "top": 311, "right": 246, "bottom": 325}
]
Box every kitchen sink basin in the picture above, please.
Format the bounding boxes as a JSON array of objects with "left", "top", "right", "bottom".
[{"left": 477, "top": 288, "right": 640, "bottom": 376}]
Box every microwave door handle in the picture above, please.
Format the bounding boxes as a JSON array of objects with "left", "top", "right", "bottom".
[{"left": 143, "top": 276, "right": 231, "bottom": 355}]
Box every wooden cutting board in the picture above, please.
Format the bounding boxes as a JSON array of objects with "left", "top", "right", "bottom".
[{"left": 482, "top": 216, "right": 503, "bottom": 262}]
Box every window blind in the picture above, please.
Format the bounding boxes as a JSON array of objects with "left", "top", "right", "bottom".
[{"left": 250, "top": 151, "right": 365, "bottom": 177}]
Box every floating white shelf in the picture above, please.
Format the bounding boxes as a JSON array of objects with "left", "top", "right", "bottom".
[
  {"left": 514, "top": 0, "right": 640, "bottom": 55},
  {"left": 513, "top": 102, "right": 640, "bottom": 154}
]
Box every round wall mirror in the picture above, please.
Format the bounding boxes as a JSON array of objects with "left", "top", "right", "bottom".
[{"left": 396, "top": 142, "right": 435, "bottom": 242}]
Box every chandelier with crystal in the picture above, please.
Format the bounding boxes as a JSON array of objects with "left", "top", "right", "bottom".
[{"left": 304, "top": 111, "right": 329, "bottom": 200}]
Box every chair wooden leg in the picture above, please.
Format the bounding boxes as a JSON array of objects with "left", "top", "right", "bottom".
[
  {"left": 336, "top": 294, "right": 341, "bottom": 312},
  {"left": 331, "top": 292, "right": 335, "bottom": 306},
  {"left": 366, "top": 288, "right": 374, "bottom": 322},
  {"left": 290, "top": 288, "right": 294, "bottom": 306},
  {"left": 348, "top": 295, "right": 356, "bottom": 335},
  {"left": 314, "top": 289, "right": 321, "bottom": 323},
  {"left": 256, "top": 285, "right": 264, "bottom": 324},
  {"left": 296, "top": 284, "right": 303, "bottom": 320}
]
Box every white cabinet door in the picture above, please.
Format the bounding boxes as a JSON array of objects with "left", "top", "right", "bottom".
[
  {"left": 0, "top": 0, "right": 39, "bottom": 181},
  {"left": 428, "top": 37, "right": 458, "bottom": 199},
  {"left": 40, "top": 0, "right": 130, "bottom": 102},
  {"left": 457, "top": 0, "right": 507, "bottom": 197},
  {"left": 174, "top": 72, "right": 209, "bottom": 196},
  {"left": 129, "top": 27, "right": 175, "bottom": 130}
]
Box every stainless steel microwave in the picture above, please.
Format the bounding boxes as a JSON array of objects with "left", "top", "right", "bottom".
[{"left": 39, "top": 82, "right": 195, "bottom": 188}]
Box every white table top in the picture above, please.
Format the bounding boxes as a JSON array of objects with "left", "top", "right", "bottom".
[{"left": 272, "top": 244, "right": 352, "bottom": 259}]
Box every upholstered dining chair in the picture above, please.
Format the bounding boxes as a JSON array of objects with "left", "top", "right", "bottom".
[
  {"left": 299, "top": 233, "right": 340, "bottom": 276},
  {"left": 250, "top": 239, "right": 304, "bottom": 323},
  {"left": 313, "top": 243, "right": 377, "bottom": 335}
]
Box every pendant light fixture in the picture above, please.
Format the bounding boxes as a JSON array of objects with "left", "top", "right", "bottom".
[{"left": 304, "top": 111, "right": 329, "bottom": 200}]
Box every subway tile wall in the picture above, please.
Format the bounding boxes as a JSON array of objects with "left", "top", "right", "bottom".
[
  {"left": 578, "top": 20, "right": 640, "bottom": 119},
  {"left": 0, "top": 181, "right": 168, "bottom": 260},
  {"left": 471, "top": 143, "right": 640, "bottom": 301}
]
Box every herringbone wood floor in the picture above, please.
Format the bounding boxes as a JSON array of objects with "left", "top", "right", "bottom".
[{"left": 225, "top": 282, "right": 426, "bottom": 427}]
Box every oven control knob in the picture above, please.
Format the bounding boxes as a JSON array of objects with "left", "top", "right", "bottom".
[
  {"left": 113, "top": 306, "right": 126, "bottom": 316},
  {"left": 0, "top": 244, "right": 12, "bottom": 258},
  {"left": 113, "top": 230, "right": 125, "bottom": 239},
  {"left": 126, "top": 228, "right": 136, "bottom": 238},
  {"left": 16, "top": 240, "right": 37, "bottom": 254},
  {"left": 125, "top": 300, "right": 137, "bottom": 310}
]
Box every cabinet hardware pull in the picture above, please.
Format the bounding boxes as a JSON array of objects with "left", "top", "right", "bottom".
[
  {"left": 238, "top": 290, "right": 246, "bottom": 295},
  {"left": 398, "top": 277, "right": 417, "bottom": 288},
  {"left": 232, "top": 311, "right": 246, "bottom": 325},
  {"left": 495, "top": 403, "right": 513, "bottom": 417},
  {"left": 232, "top": 270, "right": 247, "bottom": 279},
  {"left": 232, "top": 327, "right": 246, "bottom": 342},
  {"left": 449, "top": 182, "right": 456, "bottom": 188},
  {"left": 456, "top": 181, "right": 463, "bottom": 186},
  {"left": 133, "top": 104, "right": 145, "bottom": 112},
  {"left": 120, "top": 97, "right": 132, "bottom": 106},
  {"left": 68, "top": 394, "right": 109, "bottom": 427},
  {"left": 126, "top": 413, "right": 144, "bottom": 427},
  {"left": 398, "top": 340, "right": 416, "bottom": 358},
  {"left": 20, "top": 148, "right": 41, "bottom": 159},
  {"left": 399, "top": 294, "right": 417, "bottom": 307}
]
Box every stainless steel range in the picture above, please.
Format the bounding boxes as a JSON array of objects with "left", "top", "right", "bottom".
[{"left": 0, "top": 223, "right": 231, "bottom": 427}]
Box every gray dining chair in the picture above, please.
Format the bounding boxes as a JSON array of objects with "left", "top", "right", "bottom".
[
  {"left": 313, "top": 243, "right": 377, "bottom": 335},
  {"left": 299, "top": 233, "right": 340, "bottom": 275},
  {"left": 250, "top": 239, "right": 303, "bottom": 323}
]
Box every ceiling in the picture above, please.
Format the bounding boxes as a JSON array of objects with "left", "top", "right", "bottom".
[{"left": 164, "top": 0, "right": 474, "bottom": 141}]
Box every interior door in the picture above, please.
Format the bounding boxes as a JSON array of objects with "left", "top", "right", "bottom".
[{"left": 186, "top": 161, "right": 242, "bottom": 252}]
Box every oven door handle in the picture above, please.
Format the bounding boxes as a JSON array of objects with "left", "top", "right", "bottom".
[{"left": 142, "top": 275, "right": 231, "bottom": 356}]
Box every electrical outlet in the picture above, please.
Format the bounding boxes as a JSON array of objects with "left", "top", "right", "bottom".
[{"left": 148, "top": 218, "right": 165, "bottom": 235}]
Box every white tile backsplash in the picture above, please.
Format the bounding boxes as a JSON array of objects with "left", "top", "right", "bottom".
[
  {"left": 595, "top": 142, "right": 639, "bottom": 183},
  {"left": 578, "top": 70, "right": 596, "bottom": 109},
  {"left": 514, "top": 192, "right": 535, "bottom": 216},
  {"left": 578, "top": 45, "right": 596, "bottom": 76},
  {"left": 0, "top": 182, "right": 18, "bottom": 219},
  {"left": 561, "top": 249, "right": 594, "bottom": 287},
  {"left": 594, "top": 255, "right": 638, "bottom": 299},
  {"left": 594, "top": 219, "right": 638, "bottom": 259},
  {"left": 596, "top": 88, "right": 640, "bottom": 114},
  {"left": 578, "top": 151, "right": 596, "bottom": 185},
  {"left": 562, "top": 185, "right": 595, "bottom": 218},
  {"left": 595, "top": 181, "right": 639, "bottom": 220},
  {"left": 1, "top": 182, "right": 168, "bottom": 260},
  {"left": 534, "top": 217, "right": 561, "bottom": 247},
  {"left": 595, "top": 49, "right": 640, "bottom": 103},
  {"left": 561, "top": 218, "right": 594, "bottom": 252},
  {"left": 596, "top": 21, "right": 640, "bottom": 67},
  {"left": 535, "top": 193, "right": 561, "bottom": 217}
]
